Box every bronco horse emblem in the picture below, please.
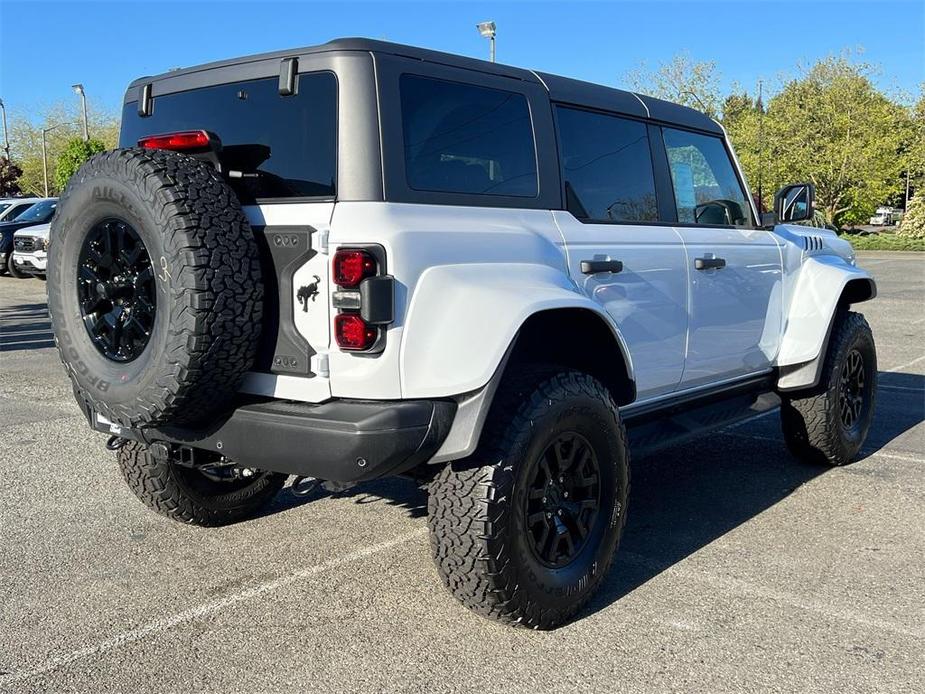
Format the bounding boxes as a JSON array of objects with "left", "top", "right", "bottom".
[{"left": 297, "top": 275, "right": 321, "bottom": 312}]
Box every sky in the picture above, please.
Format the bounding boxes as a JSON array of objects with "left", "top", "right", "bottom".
[{"left": 1, "top": 0, "right": 923, "bottom": 123}]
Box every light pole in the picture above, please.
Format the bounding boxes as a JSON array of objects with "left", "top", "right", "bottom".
[
  {"left": 476, "top": 21, "right": 496, "bottom": 62},
  {"left": 72, "top": 84, "right": 89, "bottom": 141},
  {"left": 42, "top": 123, "right": 67, "bottom": 197},
  {"left": 0, "top": 98, "right": 9, "bottom": 160}
]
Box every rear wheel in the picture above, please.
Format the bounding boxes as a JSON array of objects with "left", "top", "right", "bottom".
[
  {"left": 118, "top": 441, "right": 286, "bottom": 526},
  {"left": 428, "top": 369, "right": 630, "bottom": 629},
  {"left": 781, "top": 311, "right": 877, "bottom": 466}
]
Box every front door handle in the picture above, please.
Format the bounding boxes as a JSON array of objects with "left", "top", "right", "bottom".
[
  {"left": 694, "top": 257, "right": 726, "bottom": 270},
  {"left": 581, "top": 259, "right": 623, "bottom": 275}
]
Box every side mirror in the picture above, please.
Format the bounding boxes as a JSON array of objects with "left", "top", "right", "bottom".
[{"left": 773, "top": 183, "right": 815, "bottom": 224}]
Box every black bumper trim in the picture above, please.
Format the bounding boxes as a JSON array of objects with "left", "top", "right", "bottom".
[{"left": 95, "top": 398, "right": 456, "bottom": 483}]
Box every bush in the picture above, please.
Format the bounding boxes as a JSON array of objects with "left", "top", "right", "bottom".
[
  {"left": 54, "top": 138, "right": 106, "bottom": 191},
  {"left": 899, "top": 195, "right": 925, "bottom": 239}
]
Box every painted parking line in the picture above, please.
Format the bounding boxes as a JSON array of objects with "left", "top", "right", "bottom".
[
  {"left": 721, "top": 430, "right": 923, "bottom": 464},
  {"left": 0, "top": 529, "right": 426, "bottom": 687},
  {"left": 879, "top": 384, "right": 925, "bottom": 394},
  {"left": 619, "top": 551, "right": 924, "bottom": 640},
  {"left": 887, "top": 354, "right": 925, "bottom": 372}
]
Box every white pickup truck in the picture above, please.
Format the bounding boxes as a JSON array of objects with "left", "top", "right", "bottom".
[{"left": 46, "top": 39, "right": 877, "bottom": 629}]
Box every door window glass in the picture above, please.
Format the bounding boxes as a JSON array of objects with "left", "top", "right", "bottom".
[
  {"left": 662, "top": 128, "right": 752, "bottom": 226},
  {"left": 556, "top": 106, "right": 658, "bottom": 222}
]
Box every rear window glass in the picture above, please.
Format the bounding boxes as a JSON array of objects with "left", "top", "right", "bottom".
[
  {"left": 400, "top": 75, "right": 538, "bottom": 197},
  {"left": 120, "top": 73, "right": 337, "bottom": 201}
]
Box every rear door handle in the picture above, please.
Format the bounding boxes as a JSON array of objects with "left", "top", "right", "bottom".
[
  {"left": 694, "top": 257, "right": 726, "bottom": 271},
  {"left": 580, "top": 259, "right": 623, "bottom": 275}
]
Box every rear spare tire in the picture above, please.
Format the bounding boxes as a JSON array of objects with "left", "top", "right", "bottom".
[{"left": 47, "top": 148, "right": 263, "bottom": 429}]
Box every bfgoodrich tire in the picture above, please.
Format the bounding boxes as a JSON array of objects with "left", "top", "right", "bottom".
[
  {"left": 428, "top": 369, "right": 630, "bottom": 629},
  {"left": 118, "top": 441, "right": 286, "bottom": 526},
  {"left": 781, "top": 311, "right": 877, "bottom": 466},
  {"left": 47, "top": 149, "right": 263, "bottom": 429}
]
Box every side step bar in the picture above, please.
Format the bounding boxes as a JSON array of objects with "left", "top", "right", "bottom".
[{"left": 622, "top": 376, "right": 780, "bottom": 458}]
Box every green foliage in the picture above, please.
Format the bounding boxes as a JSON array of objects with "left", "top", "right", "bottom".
[
  {"left": 724, "top": 55, "right": 912, "bottom": 226},
  {"left": 54, "top": 138, "right": 106, "bottom": 190},
  {"left": 899, "top": 194, "right": 925, "bottom": 239},
  {"left": 845, "top": 231, "right": 925, "bottom": 251},
  {"left": 0, "top": 158, "right": 23, "bottom": 196},
  {"left": 624, "top": 53, "right": 722, "bottom": 119},
  {"left": 7, "top": 100, "right": 119, "bottom": 196}
]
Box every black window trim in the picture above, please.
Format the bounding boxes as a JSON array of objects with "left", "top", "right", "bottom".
[{"left": 375, "top": 53, "right": 561, "bottom": 210}]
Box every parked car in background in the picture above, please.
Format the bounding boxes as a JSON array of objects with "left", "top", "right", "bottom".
[
  {"left": 869, "top": 206, "right": 903, "bottom": 226},
  {"left": 12, "top": 222, "right": 51, "bottom": 279},
  {"left": 0, "top": 197, "right": 40, "bottom": 222},
  {"left": 0, "top": 198, "right": 57, "bottom": 278}
]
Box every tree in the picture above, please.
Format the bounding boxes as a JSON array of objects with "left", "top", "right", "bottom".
[
  {"left": 0, "top": 158, "right": 23, "bottom": 196},
  {"left": 7, "top": 100, "right": 119, "bottom": 196},
  {"left": 54, "top": 138, "right": 106, "bottom": 190},
  {"left": 899, "top": 194, "right": 925, "bottom": 238},
  {"left": 624, "top": 53, "right": 722, "bottom": 119}
]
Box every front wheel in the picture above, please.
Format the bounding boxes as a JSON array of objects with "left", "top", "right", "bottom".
[
  {"left": 428, "top": 369, "right": 630, "bottom": 629},
  {"left": 780, "top": 311, "right": 877, "bottom": 466},
  {"left": 118, "top": 441, "right": 287, "bottom": 526}
]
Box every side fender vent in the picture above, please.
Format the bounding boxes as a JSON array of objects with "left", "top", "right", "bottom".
[{"left": 802, "top": 235, "right": 825, "bottom": 252}]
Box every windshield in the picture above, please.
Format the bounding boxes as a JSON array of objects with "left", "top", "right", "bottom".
[
  {"left": 14, "top": 200, "right": 56, "bottom": 222},
  {"left": 0, "top": 203, "right": 11, "bottom": 216}
]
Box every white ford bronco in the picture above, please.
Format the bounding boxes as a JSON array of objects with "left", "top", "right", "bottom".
[{"left": 47, "top": 39, "right": 877, "bottom": 629}]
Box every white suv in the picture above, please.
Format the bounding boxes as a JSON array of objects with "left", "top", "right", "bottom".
[{"left": 46, "top": 39, "right": 877, "bottom": 629}]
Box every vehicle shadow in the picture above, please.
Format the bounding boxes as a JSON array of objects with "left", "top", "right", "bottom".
[
  {"left": 255, "top": 369, "right": 922, "bottom": 622},
  {"left": 0, "top": 301, "right": 55, "bottom": 353},
  {"left": 862, "top": 371, "right": 925, "bottom": 455},
  {"left": 260, "top": 475, "right": 429, "bottom": 520}
]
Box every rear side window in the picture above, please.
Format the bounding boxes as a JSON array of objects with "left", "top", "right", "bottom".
[
  {"left": 120, "top": 73, "right": 337, "bottom": 201},
  {"left": 400, "top": 75, "right": 538, "bottom": 197},
  {"left": 662, "top": 127, "right": 752, "bottom": 226},
  {"left": 556, "top": 106, "right": 658, "bottom": 223}
]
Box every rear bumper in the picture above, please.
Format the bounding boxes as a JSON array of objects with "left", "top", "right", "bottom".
[{"left": 92, "top": 398, "right": 456, "bottom": 483}]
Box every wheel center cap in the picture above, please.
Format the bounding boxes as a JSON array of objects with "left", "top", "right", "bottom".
[{"left": 544, "top": 484, "right": 563, "bottom": 509}]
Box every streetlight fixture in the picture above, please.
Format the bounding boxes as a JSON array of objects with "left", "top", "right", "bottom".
[
  {"left": 476, "top": 21, "right": 496, "bottom": 62},
  {"left": 72, "top": 83, "right": 89, "bottom": 141},
  {"left": 42, "top": 123, "right": 68, "bottom": 197},
  {"left": 0, "top": 98, "right": 10, "bottom": 160}
]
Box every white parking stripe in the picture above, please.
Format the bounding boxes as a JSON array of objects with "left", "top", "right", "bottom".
[
  {"left": 619, "top": 551, "right": 924, "bottom": 639},
  {"left": 888, "top": 354, "right": 925, "bottom": 372},
  {"left": 0, "top": 529, "right": 425, "bottom": 686},
  {"left": 721, "top": 431, "right": 924, "bottom": 464},
  {"left": 879, "top": 384, "right": 925, "bottom": 393}
]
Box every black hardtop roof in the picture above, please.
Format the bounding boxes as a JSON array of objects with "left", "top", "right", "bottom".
[{"left": 127, "top": 37, "right": 722, "bottom": 135}]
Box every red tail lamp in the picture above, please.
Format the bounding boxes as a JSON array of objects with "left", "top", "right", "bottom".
[
  {"left": 335, "top": 313, "right": 377, "bottom": 351},
  {"left": 333, "top": 249, "right": 376, "bottom": 288},
  {"left": 137, "top": 130, "right": 212, "bottom": 152}
]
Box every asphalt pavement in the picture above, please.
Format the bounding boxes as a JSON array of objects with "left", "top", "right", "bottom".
[{"left": 1, "top": 251, "right": 923, "bottom": 693}]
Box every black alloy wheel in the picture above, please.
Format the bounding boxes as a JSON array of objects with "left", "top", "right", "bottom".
[
  {"left": 524, "top": 432, "right": 601, "bottom": 568},
  {"left": 77, "top": 218, "right": 156, "bottom": 362},
  {"left": 839, "top": 348, "right": 865, "bottom": 430}
]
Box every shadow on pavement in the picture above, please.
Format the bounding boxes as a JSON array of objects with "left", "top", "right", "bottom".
[{"left": 0, "top": 302, "right": 54, "bottom": 353}]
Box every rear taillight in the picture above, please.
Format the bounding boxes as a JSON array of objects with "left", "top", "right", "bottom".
[
  {"left": 334, "top": 313, "right": 378, "bottom": 351},
  {"left": 333, "top": 249, "right": 376, "bottom": 288},
  {"left": 138, "top": 130, "right": 212, "bottom": 152}
]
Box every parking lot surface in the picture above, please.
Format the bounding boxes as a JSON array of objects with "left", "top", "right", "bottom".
[{"left": 1, "top": 251, "right": 923, "bottom": 693}]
